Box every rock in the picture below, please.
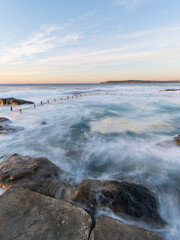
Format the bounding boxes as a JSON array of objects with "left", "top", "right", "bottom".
[
  {"left": 0, "top": 98, "right": 34, "bottom": 106},
  {"left": 0, "top": 124, "right": 24, "bottom": 135},
  {"left": 174, "top": 135, "right": 180, "bottom": 145},
  {"left": 91, "top": 216, "right": 162, "bottom": 240},
  {"left": 0, "top": 118, "right": 23, "bottom": 135},
  {"left": 0, "top": 117, "right": 12, "bottom": 123},
  {"left": 0, "top": 154, "right": 74, "bottom": 200},
  {"left": 0, "top": 186, "right": 92, "bottom": 240},
  {"left": 159, "top": 89, "right": 180, "bottom": 92},
  {"left": 38, "top": 121, "right": 47, "bottom": 125},
  {"left": 72, "top": 179, "right": 165, "bottom": 227}
]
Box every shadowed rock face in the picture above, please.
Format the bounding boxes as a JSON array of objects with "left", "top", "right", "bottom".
[
  {"left": 92, "top": 216, "right": 162, "bottom": 240},
  {"left": 0, "top": 154, "right": 75, "bottom": 201},
  {"left": 0, "top": 98, "right": 34, "bottom": 106},
  {"left": 72, "top": 179, "right": 165, "bottom": 227},
  {"left": 0, "top": 186, "right": 92, "bottom": 240}
]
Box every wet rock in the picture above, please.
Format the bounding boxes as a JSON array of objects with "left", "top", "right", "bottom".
[
  {"left": 91, "top": 216, "right": 162, "bottom": 240},
  {"left": 72, "top": 179, "right": 165, "bottom": 227},
  {"left": 0, "top": 125, "right": 24, "bottom": 135},
  {"left": 159, "top": 89, "right": 180, "bottom": 92},
  {"left": 0, "top": 154, "right": 75, "bottom": 200},
  {"left": 0, "top": 117, "right": 12, "bottom": 123},
  {"left": 0, "top": 98, "right": 34, "bottom": 106},
  {"left": 0, "top": 186, "right": 92, "bottom": 240},
  {"left": 160, "top": 88, "right": 180, "bottom": 92},
  {"left": 174, "top": 134, "right": 180, "bottom": 145},
  {"left": 38, "top": 121, "right": 47, "bottom": 125}
]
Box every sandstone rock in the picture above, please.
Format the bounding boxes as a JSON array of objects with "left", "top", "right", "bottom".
[
  {"left": 91, "top": 216, "right": 162, "bottom": 240},
  {"left": 0, "top": 186, "right": 92, "bottom": 240},
  {"left": 72, "top": 179, "right": 165, "bottom": 227},
  {"left": 0, "top": 124, "right": 24, "bottom": 135},
  {"left": 0, "top": 154, "right": 74, "bottom": 200},
  {"left": 0, "top": 98, "right": 34, "bottom": 106},
  {"left": 174, "top": 135, "right": 180, "bottom": 145},
  {"left": 0, "top": 117, "right": 12, "bottom": 123}
]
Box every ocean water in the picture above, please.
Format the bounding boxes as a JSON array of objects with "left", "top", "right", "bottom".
[{"left": 0, "top": 83, "right": 180, "bottom": 239}]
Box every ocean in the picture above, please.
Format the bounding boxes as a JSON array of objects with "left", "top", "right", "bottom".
[{"left": 0, "top": 83, "right": 180, "bottom": 240}]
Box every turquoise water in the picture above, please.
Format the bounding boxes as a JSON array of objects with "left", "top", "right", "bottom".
[{"left": 0, "top": 83, "right": 180, "bottom": 239}]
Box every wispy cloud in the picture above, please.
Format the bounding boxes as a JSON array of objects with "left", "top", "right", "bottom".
[
  {"left": 0, "top": 25, "right": 79, "bottom": 64},
  {"left": 30, "top": 45, "right": 180, "bottom": 72},
  {"left": 111, "top": 0, "right": 149, "bottom": 9},
  {"left": 118, "top": 26, "right": 180, "bottom": 40}
]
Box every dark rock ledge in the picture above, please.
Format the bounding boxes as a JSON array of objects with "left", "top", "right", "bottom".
[
  {"left": 0, "top": 98, "right": 34, "bottom": 106},
  {"left": 0, "top": 154, "right": 163, "bottom": 240}
]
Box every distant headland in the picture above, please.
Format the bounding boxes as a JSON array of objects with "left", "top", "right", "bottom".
[{"left": 100, "top": 80, "right": 180, "bottom": 84}]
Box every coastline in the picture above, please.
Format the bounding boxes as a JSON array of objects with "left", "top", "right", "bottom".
[{"left": 100, "top": 80, "right": 180, "bottom": 84}]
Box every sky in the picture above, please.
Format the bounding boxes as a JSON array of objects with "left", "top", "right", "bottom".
[{"left": 0, "top": 0, "right": 180, "bottom": 84}]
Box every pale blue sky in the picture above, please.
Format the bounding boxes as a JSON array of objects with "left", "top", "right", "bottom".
[{"left": 0, "top": 0, "right": 180, "bottom": 83}]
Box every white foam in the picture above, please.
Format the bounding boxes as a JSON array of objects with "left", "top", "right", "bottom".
[{"left": 0, "top": 83, "right": 180, "bottom": 239}]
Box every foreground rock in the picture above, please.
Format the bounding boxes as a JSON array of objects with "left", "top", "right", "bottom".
[
  {"left": 0, "top": 117, "right": 12, "bottom": 123},
  {"left": 174, "top": 134, "right": 180, "bottom": 145},
  {"left": 0, "top": 124, "right": 24, "bottom": 135},
  {"left": 0, "top": 98, "right": 34, "bottom": 106},
  {"left": 72, "top": 179, "right": 165, "bottom": 227},
  {"left": 0, "top": 154, "right": 74, "bottom": 200},
  {"left": 92, "top": 216, "right": 162, "bottom": 240},
  {"left": 0, "top": 186, "right": 92, "bottom": 240}
]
